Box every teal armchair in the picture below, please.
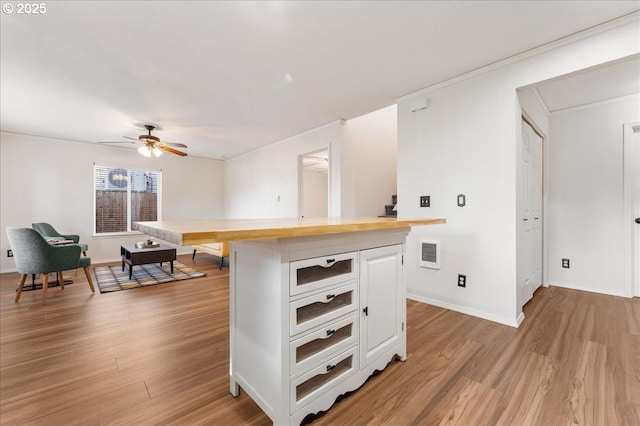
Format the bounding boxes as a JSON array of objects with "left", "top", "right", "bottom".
[
  {"left": 32, "top": 222, "right": 88, "bottom": 255},
  {"left": 6, "top": 227, "right": 95, "bottom": 305}
]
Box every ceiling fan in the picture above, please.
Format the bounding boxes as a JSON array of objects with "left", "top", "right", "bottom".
[{"left": 101, "top": 124, "right": 188, "bottom": 157}]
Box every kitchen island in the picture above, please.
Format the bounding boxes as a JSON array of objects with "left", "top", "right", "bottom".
[{"left": 134, "top": 217, "right": 445, "bottom": 425}]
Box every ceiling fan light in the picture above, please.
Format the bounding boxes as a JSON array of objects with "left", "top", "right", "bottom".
[
  {"left": 138, "top": 145, "right": 151, "bottom": 157},
  {"left": 152, "top": 147, "right": 163, "bottom": 157}
]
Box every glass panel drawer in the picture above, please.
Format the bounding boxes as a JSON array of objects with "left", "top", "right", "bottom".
[
  {"left": 289, "top": 314, "right": 358, "bottom": 377},
  {"left": 290, "top": 282, "right": 358, "bottom": 336},
  {"left": 289, "top": 346, "right": 357, "bottom": 414},
  {"left": 290, "top": 252, "right": 358, "bottom": 296}
]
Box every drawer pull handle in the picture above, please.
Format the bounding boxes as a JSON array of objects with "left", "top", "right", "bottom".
[
  {"left": 326, "top": 294, "right": 335, "bottom": 301},
  {"left": 326, "top": 329, "right": 335, "bottom": 336},
  {"left": 326, "top": 364, "right": 336, "bottom": 372},
  {"left": 325, "top": 258, "right": 336, "bottom": 265}
]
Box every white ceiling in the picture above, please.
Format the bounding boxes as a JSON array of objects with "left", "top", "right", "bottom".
[
  {"left": 533, "top": 55, "right": 640, "bottom": 113},
  {"left": 1, "top": 1, "right": 638, "bottom": 160}
]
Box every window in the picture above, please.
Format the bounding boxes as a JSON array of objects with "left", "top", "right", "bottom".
[{"left": 94, "top": 166, "right": 162, "bottom": 234}]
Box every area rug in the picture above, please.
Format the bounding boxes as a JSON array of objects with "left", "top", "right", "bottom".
[{"left": 93, "top": 261, "right": 206, "bottom": 293}]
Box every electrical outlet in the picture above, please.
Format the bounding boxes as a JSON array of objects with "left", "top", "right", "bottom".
[
  {"left": 420, "top": 195, "right": 430, "bottom": 207},
  {"left": 562, "top": 258, "right": 570, "bottom": 269},
  {"left": 458, "top": 274, "right": 466, "bottom": 287},
  {"left": 7, "top": 249, "right": 13, "bottom": 258}
]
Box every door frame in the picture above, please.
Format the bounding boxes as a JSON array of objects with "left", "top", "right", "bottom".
[
  {"left": 298, "top": 148, "right": 330, "bottom": 218},
  {"left": 623, "top": 122, "right": 640, "bottom": 297}
]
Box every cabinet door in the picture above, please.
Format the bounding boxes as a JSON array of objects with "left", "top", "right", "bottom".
[{"left": 359, "top": 244, "right": 403, "bottom": 369}]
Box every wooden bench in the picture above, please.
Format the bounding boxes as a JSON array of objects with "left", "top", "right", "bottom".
[{"left": 191, "top": 242, "right": 229, "bottom": 270}]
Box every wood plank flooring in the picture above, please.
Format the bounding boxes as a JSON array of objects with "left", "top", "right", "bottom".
[{"left": 1, "top": 254, "right": 638, "bottom": 425}]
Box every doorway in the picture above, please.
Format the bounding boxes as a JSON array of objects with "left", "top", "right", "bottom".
[{"left": 299, "top": 149, "right": 329, "bottom": 218}]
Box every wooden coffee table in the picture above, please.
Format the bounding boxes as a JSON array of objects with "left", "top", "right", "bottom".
[{"left": 121, "top": 244, "right": 177, "bottom": 279}]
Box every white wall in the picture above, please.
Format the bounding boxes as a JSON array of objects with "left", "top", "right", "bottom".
[
  {"left": 224, "top": 121, "right": 342, "bottom": 219},
  {"left": 224, "top": 106, "right": 398, "bottom": 220},
  {"left": 397, "top": 18, "right": 639, "bottom": 327},
  {"left": 341, "top": 105, "right": 398, "bottom": 217},
  {"left": 302, "top": 170, "right": 328, "bottom": 218},
  {"left": 547, "top": 97, "right": 639, "bottom": 296},
  {"left": 0, "top": 132, "right": 224, "bottom": 272},
  {"left": 399, "top": 73, "right": 521, "bottom": 326}
]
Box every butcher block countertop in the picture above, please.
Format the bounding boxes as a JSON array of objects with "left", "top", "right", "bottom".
[{"left": 133, "top": 217, "right": 446, "bottom": 246}]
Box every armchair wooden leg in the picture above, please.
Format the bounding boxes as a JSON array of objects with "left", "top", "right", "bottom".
[
  {"left": 42, "top": 273, "right": 49, "bottom": 305},
  {"left": 59, "top": 272, "right": 65, "bottom": 290},
  {"left": 15, "top": 274, "right": 27, "bottom": 303},
  {"left": 84, "top": 267, "right": 95, "bottom": 294}
]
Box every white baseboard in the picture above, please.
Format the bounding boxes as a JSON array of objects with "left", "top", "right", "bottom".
[
  {"left": 407, "top": 293, "right": 522, "bottom": 328},
  {"left": 547, "top": 282, "right": 629, "bottom": 298}
]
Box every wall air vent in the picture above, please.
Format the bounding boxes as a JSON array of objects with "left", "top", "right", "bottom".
[{"left": 419, "top": 240, "right": 440, "bottom": 270}]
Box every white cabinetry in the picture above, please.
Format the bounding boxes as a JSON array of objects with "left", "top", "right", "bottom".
[
  {"left": 230, "top": 229, "right": 408, "bottom": 425},
  {"left": 360, "top": 245, "right": 404, "bottom": 369}
]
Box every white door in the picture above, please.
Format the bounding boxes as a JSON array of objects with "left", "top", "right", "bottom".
[
  {"left": 623, "top": 123, "right": 640, "bottom": 297},
  {"left": 521, "top": 119, "right": 543, "bottom": 304},
  {"left": 635, "top": 127, "right": 640, "bottom": 297},
  {"left": 635, "top": 126, "right": 640, "bottom": 297},
  {"left": 360, "top": 244, "right": 403, "bottom": 368}
]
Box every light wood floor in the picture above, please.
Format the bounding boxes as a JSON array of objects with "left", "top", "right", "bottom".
[{"left": 1, "top": 254, "right": 639, "bottom": 425}]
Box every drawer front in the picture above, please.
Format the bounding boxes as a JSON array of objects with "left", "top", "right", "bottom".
[
  {"left": 289, "top": 314, "right": 358, "bottom": 377},
  {"left": 290, "top": 282, "right": 358, "bottom": 336},
  {"left": 289, "top": 346, "right": 357, "bottom": 414},
  {"left": 290, "top": 252, "right": 358, "bottom": 296}
]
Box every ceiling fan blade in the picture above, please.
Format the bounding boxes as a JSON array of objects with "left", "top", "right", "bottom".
[
  {"left": 123, "top": 136, "right": 139, "bottom": 141},
  {"left": 98, "top": 141, "right": 137, "bottom": 144},
  {"left": 162, "top": 142, "right": 188, "bottom": 148},
  {"left": 158, "top": 144, "right": 187, "bottom": 156}
]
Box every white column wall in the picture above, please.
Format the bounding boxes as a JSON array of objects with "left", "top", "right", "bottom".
[
  {"left": 340, "top": 105, "right": 398, "bottom": 217},
  {"left": 398, "top": 74, "right": 520, "bottom": 326}
]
